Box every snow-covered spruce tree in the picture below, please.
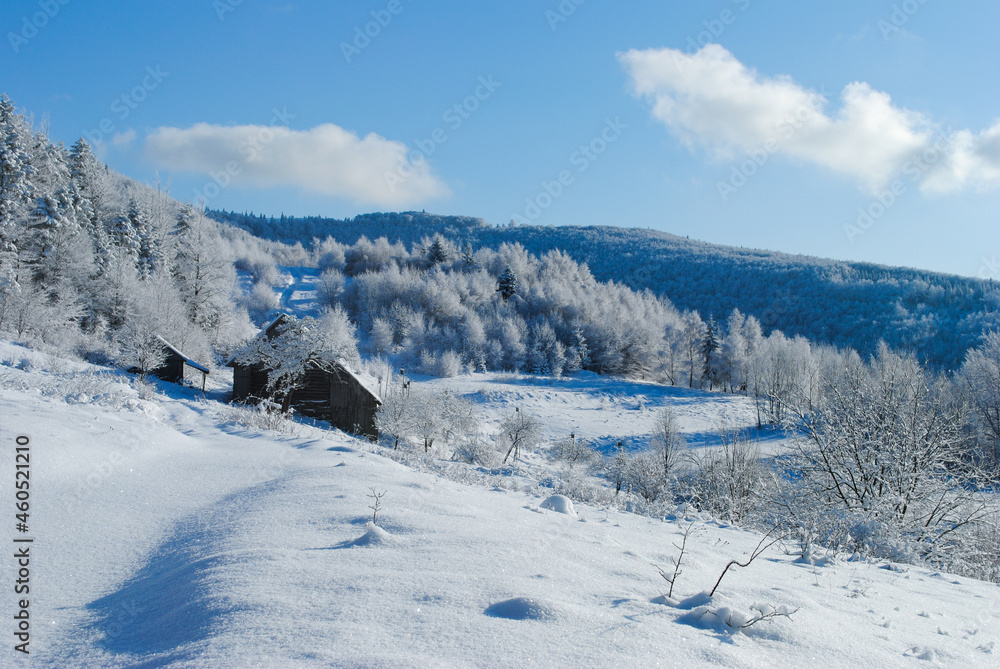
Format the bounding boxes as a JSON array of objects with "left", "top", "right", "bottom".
[
  {"left": 67, "top": 137, "right": 110, "bottom": 228},
  {"left": 426, "top": 235, "right": 449, "bottom": 266},
  {"left": 0, "top": 95, "right": 33, "bottom": 303},
  {"left": 496, "top": 265, "right": 517, "bottom": 301},
  {"left": 108, "top": 208, "right": 141, "bottom": 269},
  {"left": 0, "top": 96, "right": 33, "bottom": 233},
  {"left": 129, "top": 198, "right": 160, "bottom": 279},
  {"left": 525, "top": 321, "right": 565, "bottom": 376},
  {"left": 564, "top": 323, "right": 590, "bottom": 374}
]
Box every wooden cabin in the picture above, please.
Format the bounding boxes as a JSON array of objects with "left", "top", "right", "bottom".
[
  {"left": 151, "top": 336, "right": 210, "bottom": 390},
  {"left": 229, "top": 314, "right": 290, "bottom": 401},
  {"left": 227, "top": 314, "right": 382, "bottom": 438},
  {"left": 287, "top": 362, "right": 382, "bottom": 438}
]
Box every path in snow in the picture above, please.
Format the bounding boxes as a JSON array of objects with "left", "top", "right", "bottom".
[{"left": 277, "top": 266, "right": 321, "bottom": 317}]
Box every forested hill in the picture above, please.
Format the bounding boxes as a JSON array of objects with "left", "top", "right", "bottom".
[{"left": 207, "top": 209, "right": 1000, "bottom": 369}]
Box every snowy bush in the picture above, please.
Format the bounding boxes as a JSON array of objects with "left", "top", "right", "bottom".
[
  {"left": 550, "top": 435, "right": 600, "bottom": 469},
  {"left": 452, "top": 431, "right": 501, "bottom": 467},
  {"left": 786, "top": 344, "right": 994, "bottom": 573},
  {"left": 376, "top": 387, "right": 479, "bottom": 454},
  {"left": 679, "top": 422, "right": 767, "bottom": 523},
  {"left": 219, "top": 401, "right": 299, "bottom": 435}
]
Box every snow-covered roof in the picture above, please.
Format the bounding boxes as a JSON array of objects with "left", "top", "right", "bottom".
[
  {"left": 261, "top": 312, "right": 291, "bottom": 337},
  {"left": 225, "top": 313, "right": 291, "bottom": 367},
  {"left": 156, "top": 335, "right": 210, "bottom": 374},
  {"left": 335, "top": 362, "right": 382, "bottom": 403}
]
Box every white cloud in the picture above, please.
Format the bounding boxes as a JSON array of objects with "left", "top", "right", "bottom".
[
  {"left": 144, "top": 122, "right": 450, "bottom": 206},
  {"left": 111, "top": 128, "right": 136, "bottom": 149},
  {"left": 618, "top": 44, "right": 1000, "bottom": 194}
]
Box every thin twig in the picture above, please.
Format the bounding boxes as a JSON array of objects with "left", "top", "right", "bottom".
[{"left": 709, "top": 526, "right": 784, "bottom": 597}]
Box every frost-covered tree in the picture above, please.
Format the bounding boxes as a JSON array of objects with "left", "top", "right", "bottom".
[
  {"left": 650, "top": 407, "right": 683, "bottom": 481},
  {"left": 24, "top": 189, "right": 91, "bottom": 307},
  {"left": 525, "top": 321, "right": 565, "bottom": 376},
  {"left": 128, "top": 198, "right": 159, "bottom": 278},
  {"left": 682, "top": 311, "right": 705, "bottom": 388},
  {"left": 499, "top": 408, "right": 542, "bottom": 464},
  {"left": 375, "top": 384, "right": 417, "bottom": 450},
  {"left": 701, "top": 317, "right": 720, "bottom": 390},
  {"left": 564, "top": 324, "right": 590, "bottom": 374},
  {"left": 172, "top": 204, "right": 236, "bottom": 333},
  {"left": 961, "top": 331, "right": 1000, "bottom": 467}
]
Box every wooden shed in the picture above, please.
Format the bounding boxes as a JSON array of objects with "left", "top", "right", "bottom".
[
  {"left": 151, "top": 335, "right": 210, "bottom": 390},
  {"left": 227, "top": 314, "right": 382, "bottom": 438}
]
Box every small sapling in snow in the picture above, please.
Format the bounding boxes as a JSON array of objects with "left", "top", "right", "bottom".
[
  {"left": 654, "top": 520, "right": 698, "bottom": 599},
  {"left": 368, "top": 488, "right": 387, "bottom": 525}
]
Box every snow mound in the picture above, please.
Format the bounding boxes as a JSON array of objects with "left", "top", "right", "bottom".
[
  {"left": 348, "top": 522, "right": 393, "bottom": 547},
  {"left": 484, "top": 597, "right": 556, "bottom": 621},
  {"left": 675, "top": 593, "right": 796, "bottom": 634},
  {"left": 903, "top": 646, "right": 941, "bottom": 662},
  {"left": 539, "top": 494, "right": 576, "bottom": 516}
]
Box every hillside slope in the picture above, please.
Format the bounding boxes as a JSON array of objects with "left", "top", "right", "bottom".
[
  {"left": 209, "top": 210, "right": 1000, "bottom": 369},
  {"left": 3, "top": 341, "right": 998, "bottom": 667}
]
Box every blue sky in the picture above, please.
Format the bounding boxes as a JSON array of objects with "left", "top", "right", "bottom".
[{"left": 4, "top": 0, "right": 1000, "bottom": 278}]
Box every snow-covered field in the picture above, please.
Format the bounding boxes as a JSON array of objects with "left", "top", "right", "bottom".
[
  {"left": 417, "top": 371, "right": 785, "bottom": 456},
  {"left": 1, "top": 340, "right": 998, "bottom": 667}
]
